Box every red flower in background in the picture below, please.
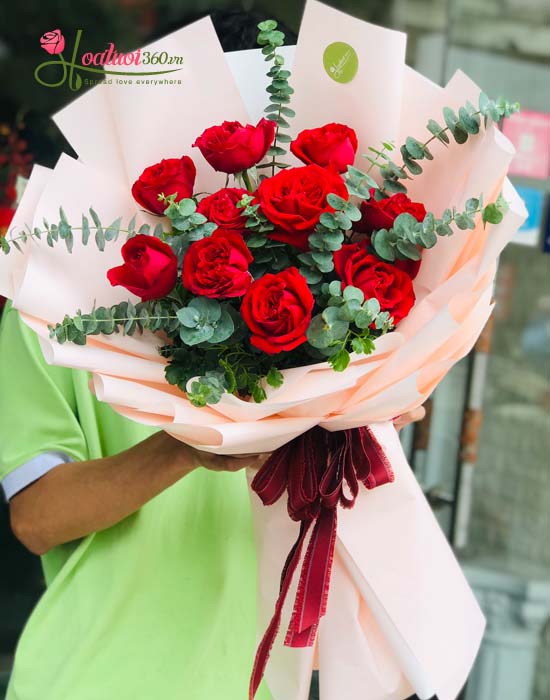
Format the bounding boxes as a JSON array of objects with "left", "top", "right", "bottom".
[
  {"left": 334, "top": 243, "right": 415, "bottom": 325},
  {"left": 193, "top": 119, "right": 275, "bottom": 174},
  {"left": 0, "top": 207, "right": 15, "bottom": 236},
  {"left": 291, "top": 123, "right": 358, "bottom": 173},
  {"left": 107, "top": 234, "right": 177, "bottom": 301},
  {"left": 258, "top": 164, "right": 348, "bottom": 251},
  {"left": 40, "top": 29, "right": 65, "bottom": 55},
  {"left": 196, "top": 188, "right": 248, "bottom": 234},
  {"left": 131, "top": 157, "right": 196, "bottom": 216},
  {"left": 182, "top": 230, "right": 253, "bottom": 298},
  {"left": 241, "top": 267, "right": 314, "bottom": 354}
]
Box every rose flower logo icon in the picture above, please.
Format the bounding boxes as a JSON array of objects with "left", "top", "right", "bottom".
[{"left": 40, "top": 29, "right": 65, "bottom": 55}]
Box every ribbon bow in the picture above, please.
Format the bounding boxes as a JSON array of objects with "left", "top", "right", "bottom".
[{"left": 249, "top": 425, "right": 395, "bottom": 699}]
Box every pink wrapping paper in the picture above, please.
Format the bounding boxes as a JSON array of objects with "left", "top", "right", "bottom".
[{"left": 0, "top": 2, "right": 527, "bottom": 699}]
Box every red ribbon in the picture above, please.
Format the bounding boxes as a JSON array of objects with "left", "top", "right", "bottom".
[{"left": 249, "top": 425, "right": 395, "bottom": 699}]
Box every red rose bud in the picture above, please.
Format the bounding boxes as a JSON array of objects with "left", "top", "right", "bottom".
[
  {"left": 182, "top": 230, "right": 253, "bottom": 299},
  {"left": 257, "top": 164, "right": 348, "bottom": 251},
  {"left": 192, "top": 118, "right": 276, "bottom": 174},
  {"left": 196, "top": 188, "right": 248, "bottom": 234},
  {"left": 107, "top": 234, "right": 178, "bottom": 302},
  {"left": 334, "top": 244, "right": 415, "bottom": 325},
  {"left": 40, "top": 29, "right": 65, "bottom": 55},
  {"left": 131, "top": 156, "right": 196, "bottom": 216},
  {"left": 357, "top": 190, "right": 427, "bottom": 235},
  {"left": 241, "top": 267, "right": 314, "bottom": 354},
  {"left": 291, "top": 123, "right": 358, "bottom": 173}
]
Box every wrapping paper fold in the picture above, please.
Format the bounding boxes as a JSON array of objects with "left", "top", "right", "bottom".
[{"left": 0, "top": 2, "right": 527, "bottom": 699}]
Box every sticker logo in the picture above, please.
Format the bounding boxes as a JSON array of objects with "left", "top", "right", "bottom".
[{"left": 323, "top": 42, "right": 358, "bottom": 84}]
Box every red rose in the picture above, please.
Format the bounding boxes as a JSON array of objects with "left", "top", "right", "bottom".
[
  {"left": 182, "top": 230, "right": 253, "bottom": 299},
  {"left": 241, "top": 267, "right": 314, "bottom": 354},
  {"left": 131, "top": 157, "right": 196, "bottom": 215},
  {"left": 193, "top": 119, "right": 276, "bottom": 174},
  {"left": 107, "top": 234, "right": 178, "bottom": 302},
  {"left": 357, "top": 190, "right": 427, "bottom": 234},
  {"left": 257, "top": 164, "right": 348, "bottom": 251},
  {"left": 196, "top": 188, "right": 248, "bottom": 234},
  {"left": 291, "top": 123, "right": 358, "bottom": 173},
  {"left": 334, "top": 243, "right": 415, "bottom": 325},
  {"left": 40, "top": 29, "right": 65, "bottom": 55}
]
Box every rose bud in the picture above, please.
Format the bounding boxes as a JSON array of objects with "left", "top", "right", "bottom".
[
  {"left": 257, "top": 164, "right": 348, "bottom": 251},
  {"left": 131, "top": 156, "right": 196, "bottom": 216},
  {"left": 192, "top": 118, "right": 276, "bottom": 174},
  {"left": 334, "top": 243, "right": 415, "bottom": 325},
  {"left": 196, "top": 188, "right": 248, "bottom": 234},
  {"left": 241, "top": 267, "right": 314, "bottom": 354},
  {"left": 291, "top": 123, "right": 358, "bottom": 173},
  {"left": 107, "top": 234, "right": 178, "bottom": 302},
  {"left": 40, "top": 29, "right": 65, "bottom": 55},
  {"left": 182, "top": 230, "right": 253, "bottom": 299}
]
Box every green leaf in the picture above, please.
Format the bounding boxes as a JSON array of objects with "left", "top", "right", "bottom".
[
  {"left": 383, "top": 179, "right": 407, "bottom": 195},
  {"left": 343, "top": 286, "right": 365, "bottom": 303},
  {"left": 372, "top": 230, "right": 396, "bottom": 261},
  {"left": 458, "top": 106, "right": 480, "bottom": 134},
  {"left": 81, "top": 214, "right": 91, "bottom": 245},
  {"left": 405, "top": 136, "right": 426, "bottom": 159},
  {"left": 427, "top": 119, "right": 450, "bottom": 145},
  {"left": 258, "top": 19, "right": 278, "bottom": 32},
  {"left": 327, "top": 193, "right": 348, "bottom": 210},
  {"left": 189, "top": 296, "right": 222, "bottom": 323},
  {"left": 482, "top": 203, "right": 504, "bottom": 225},
  {"left": 179, "top": 324, "right": 214, "bottom": 346},
  {"left": 396, "top": 239, "right": 421, "bottom": 260},
  {"left": 177, "top": 307, "right": 201, "bottom": 328},
  {"left": 329, "top": 280, "right": 342, "bottom": 297},
  {"left": 105, "top": 217, "right": 122, "bottom": 241},
  {"left": 266, "top": 366, "right": 284, "bottom": 388},
  {"left": 328, "top": 348, "right": 350, "bottom": 372},
  {"left": 443, "top": 107, "right": 459, "bottom": 131}
]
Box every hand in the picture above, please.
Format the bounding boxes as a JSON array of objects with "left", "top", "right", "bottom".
[
  {"left": 186, "top": 445, "right": 270, "bottom": 473},
  {"left": 393, "top": 405, "right": 426, "bottom": 431}
]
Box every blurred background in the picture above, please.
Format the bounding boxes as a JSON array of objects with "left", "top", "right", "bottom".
[{"left": 0, "top": 1, "right": 549, "bottom": 699}]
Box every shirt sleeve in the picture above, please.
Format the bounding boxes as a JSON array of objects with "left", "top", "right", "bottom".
[
  {"left": 1, "top": 451, "right": 73, "bottom": 501},
  {"left": 0, "top": 303, "right": 89, "bottom": 489}
]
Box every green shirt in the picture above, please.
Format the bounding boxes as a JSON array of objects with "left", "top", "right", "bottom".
[{"left": 0, "top": 303, "right": 269, "bottom": 700}]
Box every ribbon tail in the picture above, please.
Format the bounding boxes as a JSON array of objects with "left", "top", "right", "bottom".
[
  {"left": 285, "top": 507, "right": 338, "bottom": 648},
  {"left": 249, "top": 520, "right": 312, "bottom": 700}
]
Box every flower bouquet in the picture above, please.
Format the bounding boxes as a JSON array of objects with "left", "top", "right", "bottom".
[{"left": 0, "top": 2, "right": 526, "bottom": 699}]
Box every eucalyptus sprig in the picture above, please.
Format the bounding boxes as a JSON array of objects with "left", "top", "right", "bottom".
[
  {"left": 371, "top": 193, "right": 509, "bottom": 262},
  {"left": 158, "top": 193, "right": 216, "bottom": 261},
  {"left": 256, "top": 20, "right": 295, "bottom": 175},
  {"left": 306, "top": 282, "right": 393, "bottom": 371},
  {"left": 0, "top": 207, "right": 143, "bottom": 255},
  {"left": 374, "top": 93, "right": 520, "bottom": 195},
  {"left": 297, "top": 193, "right": 361, "bottom": 286}
]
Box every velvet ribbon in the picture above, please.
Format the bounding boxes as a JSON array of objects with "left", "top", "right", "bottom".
[{"left": 249, "top": 425, "right": 395, "bottom": 699}]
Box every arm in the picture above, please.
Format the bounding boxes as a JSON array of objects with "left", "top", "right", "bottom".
[{"left": 10, "top": 432, "right": 261, "bottom": 556}]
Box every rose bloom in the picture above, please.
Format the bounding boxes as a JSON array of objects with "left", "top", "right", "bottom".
[
  {"left": 196, "top": 188, "right": 248, "bottom": 234},
  {"left": 192, "top": 118, "right": 275, "bottom": 174},
  {"left": 291, "top": 123, "right": 358, "bottom": 173},
  {"left": 40, "top": 29, "right": 65, "bottom": 55},
  {"left": 131, "top": 156, "right": 196, "bottom": 216},
  {"left": 241, "top": 267, "right": 314, "bottom": 354},
  {"left": 334, "top": 243, "right": 415, "bottom": 325},
  {"left": 182, "top": 230, "right": 253, "bottom": 298},
  {"left": 357, "top": 190, "right": 427, "bottom": 235},
  {"left": 107, "top": 234, "right": 178, "bottom": 301},
  {"left": 257, "top": 164, "right": 349, "bottom": 251}
]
